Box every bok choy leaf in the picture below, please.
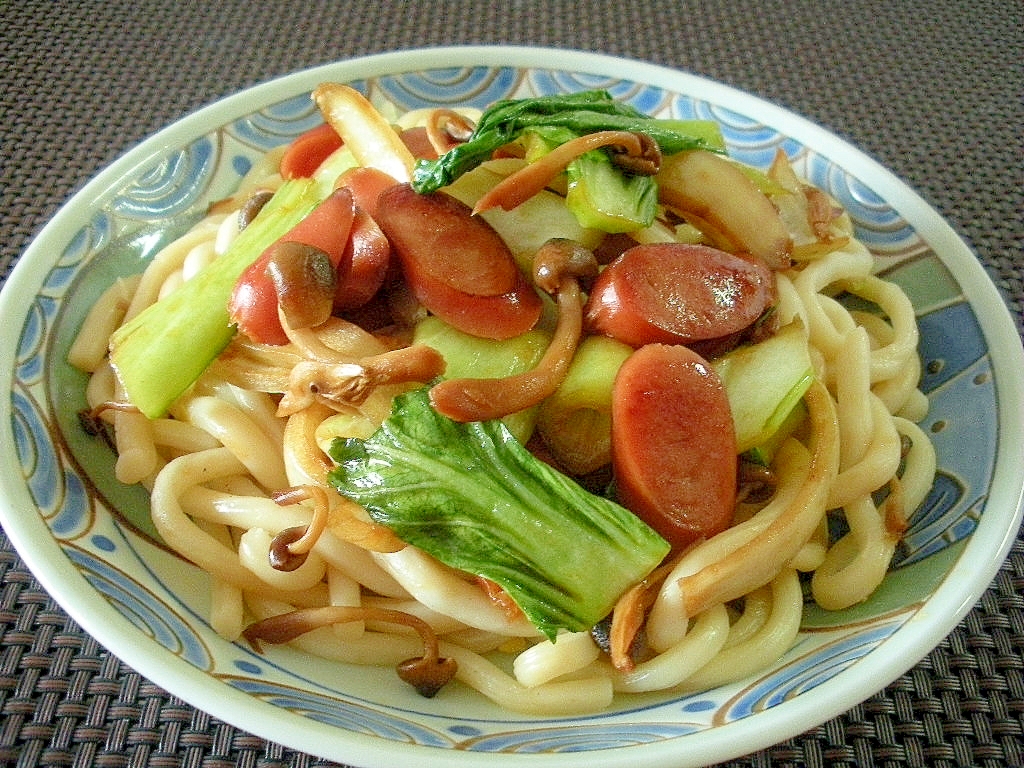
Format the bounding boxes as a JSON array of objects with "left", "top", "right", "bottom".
[
  {"left": 109, "top": 178, "right": 323, "bottom": 418},
  {"left": 411, "top": 89, "right": 725, "bottom": 195},
  {"left": 327, "top": 387, "right": 670, "bottom": 640}
]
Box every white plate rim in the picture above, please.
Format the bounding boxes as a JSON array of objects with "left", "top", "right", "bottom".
[{"left": 1, "top": 45, "right": 1022, "bottom": 768}]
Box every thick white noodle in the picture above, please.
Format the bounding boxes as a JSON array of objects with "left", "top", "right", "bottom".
[
  {"left": 178, "top": 485, "right": 407, "bottom": 598},
  {"left": 151, "top": 447, "right": 269, "bottom": 590},
  {"left": 812, "top": 493, "right": 894, "bottom": 610},
  {"left": 646, "top": 439, "right": 811, "bottom": 651},
  {"left": 326, "top": 567, "right": 365, "bottom": 641},
  {"left": 177, "top": 395, "right": 289, "bottom": 491},
  {"left": 610, "top": 604, "right": 730, "bottom": 693},
  {"left": 828, "top": 395, "right": 902, "bottom": 509},
  {"left": 835, "top": 326, "right": 873, "bottom": 469},
  {"left": 893, "top": 417, "right": 938, "bottom": 512},
  {"left": 794, "top": 240, "right": 874, "bottom": 357},
  {"left": 238, "top": 527, "right": 328, "bottom": 591},
  {"left": 123, "top": 215, "right": 227, "bottom": 320},
  {"left": 196, "top": 518, "right": 245, "bottom": 641},
  {"left": 67, "top": 275, "right": 141, "bottom": 372},
  {"left": 681, "top": 568, "right": 802, "bottom": 690},
  {"left": 512, "top": 631, "right": 601, "bottom": 687},
  {"left": 373, "top": 547, "right": 540, "bottom": 637}
]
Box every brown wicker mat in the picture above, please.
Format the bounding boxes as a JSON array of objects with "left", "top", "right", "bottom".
[{"left": 1, "top": 1, "right": 1022, "bottom": 766}]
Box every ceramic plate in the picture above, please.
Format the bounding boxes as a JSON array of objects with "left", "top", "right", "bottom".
[{"left": 2, "top": 47, "right": 1022, "bottom": 768}]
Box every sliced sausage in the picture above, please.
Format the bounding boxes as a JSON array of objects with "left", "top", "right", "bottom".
[{"left": 611, "top": 343, "right": 737, "bottom": 551}]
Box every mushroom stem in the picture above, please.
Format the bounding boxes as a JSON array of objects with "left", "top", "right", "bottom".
[
  {"left": 242, "top": 605, "right": 457, "bottom": 697},
  {"left": 678, "top": 381, "right": 840, "bottom": 617},
  {"left": 267, "top": 485, "right": 331, "bottom": 572},
  {"left": 428, "top": 240, "right": 597, "bottom": 423},
  {"left": 89, "top": 400, "right": 142, "bottom": 417},
  {"left": 425, "top": 108, "right": 476, "bottom": 156},
  {"left": 473, "top": 131, "right": 656, "bottom": 215},
  {"left": 608, "top": 556, "right": 680, "bottom": 672},
  {"left": 276, "top": 344, "right": 446, "bottom": 416},
  {"left": 243, "top": 604, "right": 428, "bottom": 649}
]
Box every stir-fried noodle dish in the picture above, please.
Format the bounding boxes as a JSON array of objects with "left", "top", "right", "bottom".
[{"left": 70, "top": 85, "right": 936, "bottom": 713}]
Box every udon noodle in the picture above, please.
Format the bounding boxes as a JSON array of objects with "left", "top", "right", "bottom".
[{"left": 69, "top": 91, "right": 936, "bottom": 714}]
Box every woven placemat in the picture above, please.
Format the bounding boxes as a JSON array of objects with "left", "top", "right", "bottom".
[{"left": 2, "top": 1, "right": 1022, "bottom": 766}]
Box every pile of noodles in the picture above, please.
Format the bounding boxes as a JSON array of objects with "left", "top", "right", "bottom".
[{"left": 68, "top": 108, "right": 935, "bottom": 715}]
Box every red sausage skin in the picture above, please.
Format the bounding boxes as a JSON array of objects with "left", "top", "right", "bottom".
[
  {"left": 585, "top": 243, "right": 775, "bottom": 349},
  {"left": 332, "top": 208, "right": 390, "bottom": 312},
  {"left": 375, "top": 184, "right": 542, "bottom": 339},
  {"left": 611, "top": 343, "right": 737, "bottom": 551},
  {"left": 376, "top": 184, "right": 520, "bottom": 296},
  {"left": 229, "top": 187, "right": 355, "bottom": 345},
  {"left": 279, "top": 123, "right": 344, "bottom": 180},
  {"left": 334, "top": 166, "right": 399, "bottom": 221}
]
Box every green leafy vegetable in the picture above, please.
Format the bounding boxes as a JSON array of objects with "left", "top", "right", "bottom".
[
  {"left": 411, "top": 90, "right": 725, "bottom": 195},
  {"left": 412, "top": 315, "right": 550, "bottom": 443},
  {"left": 109, "top": 178, "right": 323, "bottom": 418},
  {"left": 711, "top": 320, "right": 815, "bottom": 455},
  {"left": 328, "top": 387, "right": 670, "bottom": 640},
  {"left": 565, "top": 147, "right": 660, "bottom": 232}
]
